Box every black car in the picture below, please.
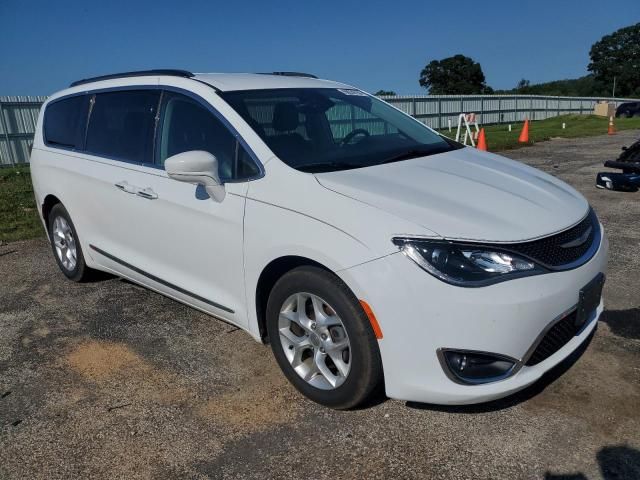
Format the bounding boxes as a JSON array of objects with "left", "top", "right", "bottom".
[
  {"left": 615, "top": 101, "right": 640, "bottom": 118},
  {"left": 596, "top": 136, "right": 640, "bottom": 192}
]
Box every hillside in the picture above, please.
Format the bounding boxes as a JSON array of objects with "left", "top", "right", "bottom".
[{"left": 495, "top": 75, "right": 611, "bottom": 97}]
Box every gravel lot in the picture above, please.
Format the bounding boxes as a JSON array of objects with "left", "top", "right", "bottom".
[{"left": 1, "top": 131, "right": 639, "bottom": 480}]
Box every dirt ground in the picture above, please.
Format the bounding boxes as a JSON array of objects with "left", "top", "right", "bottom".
[{"left": 1, "top": 131, "right": 639, "bottom": 480}]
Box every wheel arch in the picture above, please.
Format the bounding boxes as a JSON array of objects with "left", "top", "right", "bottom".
[
  {"left": 41, "top": 194, "right": 62, "bottom": 233},
  {"left": 255, "top": 255, "right": 333, "bottom": 342}
]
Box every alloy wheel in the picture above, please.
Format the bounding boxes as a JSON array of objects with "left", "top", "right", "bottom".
[
  {"left": 52, "top": 216, "right": 77, "bottom": 271},
  {"left": 278, "top": 292, "right": 351, "bottom": 390}
]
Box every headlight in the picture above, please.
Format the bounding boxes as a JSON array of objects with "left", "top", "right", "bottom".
[{"left": 392, "top": 238, "right": 546, "bottom": 287}]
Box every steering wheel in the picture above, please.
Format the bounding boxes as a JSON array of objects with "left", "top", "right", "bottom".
[{"left": 340, "top": 128, "right": 370, "bottom": 146}]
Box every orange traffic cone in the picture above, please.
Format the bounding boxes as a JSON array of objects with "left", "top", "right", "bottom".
[
  {"left": 518, "top": 119, "right": 530, "bottom": 143},
  {"left": 477, "top": 128, "right": 488, "bottom": 151},
  {"left": 608, "top": 116, "right": 616, "bottom": 135}
]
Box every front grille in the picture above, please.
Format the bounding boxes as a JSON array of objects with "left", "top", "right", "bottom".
[
  {"left": 525, "top": 311, "right": 583, "bottom": 366},
  {"left": 502, "top": 209, "right": 598, "bottom": 268}
]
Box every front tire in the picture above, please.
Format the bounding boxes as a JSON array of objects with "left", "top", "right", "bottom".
[
  {"left": 48, "top": 204, "right": 92, "bottom": 282},
  {"left": 266, "top": 266, "right": 383, "bottom": 409}
]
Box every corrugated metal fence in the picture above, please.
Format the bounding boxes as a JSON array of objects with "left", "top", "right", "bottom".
[
  {"left": 380, "top": 94, "right": 637, "bottom": 130},
  {"left": 0, "top": 94, "right": 637, "bottom": 166},
  {"left": 0, "top": 96, "right": 47, "bottom": 166}
]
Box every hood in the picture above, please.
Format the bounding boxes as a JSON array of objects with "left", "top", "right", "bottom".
[{"left": 315, "top": 147, "right": 589, "bottom": 242}]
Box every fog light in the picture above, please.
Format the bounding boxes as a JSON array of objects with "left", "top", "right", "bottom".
[{"left": 439, "top": 349, "right": 519, "bottom": 385}]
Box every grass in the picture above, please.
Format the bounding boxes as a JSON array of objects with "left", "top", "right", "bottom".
[
  {"left": 1, "top": 113, "right": 640, "bottom": 243},
  {"left": 0, "top": 166, "right": 44, "bottom": 243},
  {"left": 438, "top": 114, "right": 640, "bottom": 151}
]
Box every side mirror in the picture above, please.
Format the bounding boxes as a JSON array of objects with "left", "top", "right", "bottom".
[{"left": 165, "top": 150, "right": 226, "bottom": 202}]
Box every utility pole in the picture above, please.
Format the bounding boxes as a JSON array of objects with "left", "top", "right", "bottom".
[{"left": 612, "top": 76, "right": 616, "bottom": 98}]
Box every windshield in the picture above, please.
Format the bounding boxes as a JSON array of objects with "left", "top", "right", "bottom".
[{"left": 220, "top": 88, "right": 462, "bottom": 173}]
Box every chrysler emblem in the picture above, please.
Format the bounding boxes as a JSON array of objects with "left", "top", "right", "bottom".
[{"left": 560, "top": 226, "right": 592, "bottom": 249}]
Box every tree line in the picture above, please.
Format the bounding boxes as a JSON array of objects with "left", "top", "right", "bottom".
[{"left": 376, "top": 23, "right": 639, "bottom": 98}]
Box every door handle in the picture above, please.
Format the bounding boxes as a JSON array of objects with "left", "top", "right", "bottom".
[
  {"left": 136, "top": 187, "right": 158, "bottom": 200},
  {"left": 114, "top": 181, "right": 137, "bottom": 194}
]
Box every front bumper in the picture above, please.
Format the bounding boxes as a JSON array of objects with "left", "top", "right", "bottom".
[{"left": 338, "top": 229, "right": 608, "bottom": 405}]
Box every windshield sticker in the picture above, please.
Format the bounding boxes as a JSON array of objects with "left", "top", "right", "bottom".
[{"left": 338, "top": 88, "right": 368, "bottom": 96}]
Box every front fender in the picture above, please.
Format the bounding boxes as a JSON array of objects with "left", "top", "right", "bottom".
[{"left": 242, "top": 196, "right": 379, "bottom": 339}]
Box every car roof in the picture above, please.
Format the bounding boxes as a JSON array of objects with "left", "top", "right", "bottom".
[
  {"left": 57, "top": 71, "right": 357, "bottom": 103},
  {"left": 193, "top": 73, "right": 352, "bottom": 92}
]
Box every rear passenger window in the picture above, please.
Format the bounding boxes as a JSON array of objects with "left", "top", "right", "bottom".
[
  {"left": 44, "top": 95, "right": 89, "bottom": 149},
  {"left": 158, "top": 92, "right": 259, "bottom": 180},
  {"left": 85, "top": 90, "right": 160, "bottom": 164}
]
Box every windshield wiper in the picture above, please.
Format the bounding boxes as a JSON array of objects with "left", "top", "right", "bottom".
[
  {"left": 378, "top": 148, "right": 439, "bottom": 165},
  {"left": 297, "top": 161, "right": 361, "bottom": 173}
]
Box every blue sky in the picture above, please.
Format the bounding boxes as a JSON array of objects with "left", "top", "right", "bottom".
[{"left": 1, "top": 0, "right": 638, "bottom": 96}]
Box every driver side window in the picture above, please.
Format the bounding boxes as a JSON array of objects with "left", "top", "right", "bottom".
[
  {"left": 157, "top": 92, "right": 259, "bottom": 181},
  {"left": 325, "top": 100, "right": 398, "bottom": 143}
]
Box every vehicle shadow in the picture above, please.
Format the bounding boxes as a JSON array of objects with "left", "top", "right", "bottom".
[
  {"left": 599, "top": 307, "right": 640, "bottom": 340},
  {"left": 544, "top": 445, "right": 640, "bottom": 479},
  {"left": 405, "top": 327, "right": 596, "bottom": 414},
  {"left": 83, "top": 269, "right": 115, "bottom": 283}
]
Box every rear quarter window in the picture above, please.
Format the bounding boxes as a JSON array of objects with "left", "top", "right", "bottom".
[{"left": 43, "top": 95, "right": 90, "bottom": 149}]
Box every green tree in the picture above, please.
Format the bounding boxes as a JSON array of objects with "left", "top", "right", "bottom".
[
  {"left": 374, "top": 90, "right": 397, "bottom": 96},
  {"left": 419, "top": 54, "right": 490, "bottom": 94},
  {"left": 516, "top": 78, "right": 531, "bottom": 92},
  {"left": 588, "top": 23, "right": 640, "bottom": 97}
]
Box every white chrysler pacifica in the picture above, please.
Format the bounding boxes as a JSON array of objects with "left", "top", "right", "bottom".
[{"left": 30, "top": 70, "right": 608, "bottom": 409}]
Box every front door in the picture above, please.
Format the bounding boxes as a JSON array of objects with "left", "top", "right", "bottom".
[{"left": 84, "top": 88, "right": 260, "bottom": 326}]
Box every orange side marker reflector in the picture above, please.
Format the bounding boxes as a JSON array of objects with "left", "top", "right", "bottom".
[{"left": 360, "top": 300, "right": 383, "bottom": 339}]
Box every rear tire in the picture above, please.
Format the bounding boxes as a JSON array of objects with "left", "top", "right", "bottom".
[
  {"left": 47, "top": 204, "right": 92, "bottom": 282},
  {"left": 266, "top": 266, "right": 383, "bottom": 409}
]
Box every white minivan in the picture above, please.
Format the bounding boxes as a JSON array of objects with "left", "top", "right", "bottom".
[{"left": 31, "top": 70, "right": 608, "bottom": 408}]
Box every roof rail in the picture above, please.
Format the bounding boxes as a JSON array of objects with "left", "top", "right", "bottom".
[
  {"left": 261, "top": 71, "right": 318, "bottom": 79},
  {"left": 69, "top": 69, "right": 194, "bottom": 88}
]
